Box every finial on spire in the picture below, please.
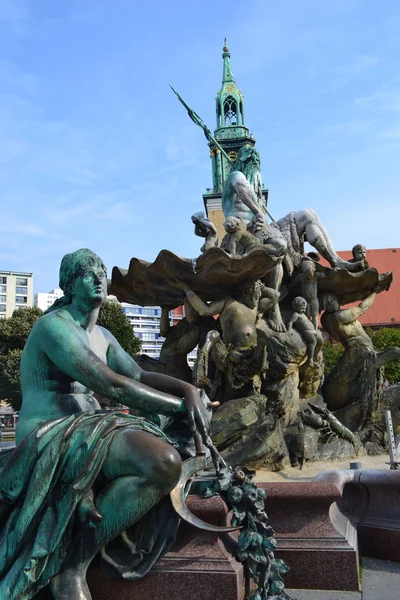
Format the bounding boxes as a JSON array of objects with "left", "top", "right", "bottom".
[{"left": 223, "top": 38, "right": 229, "bottom": 53}]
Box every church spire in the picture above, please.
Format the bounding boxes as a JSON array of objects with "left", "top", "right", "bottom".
[
  {"left": 216, "top": 40, "right": 245, "bottom": 128},
  {"left": 202, "top": 41, "right": 268, "bottom": 236},
  {"left": 222, "top": 38, "right": 234, "bottom": 84}
]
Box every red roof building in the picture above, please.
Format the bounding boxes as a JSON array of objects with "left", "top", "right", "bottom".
[{"left": 323, "top": 248, "right": 400, "bottom": 327}]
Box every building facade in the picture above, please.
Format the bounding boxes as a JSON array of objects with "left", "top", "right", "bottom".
[
  {"left": 34, "top": 288, "right": 64, "bottom": 312},
  {"left": 109, "top": 300, "right": 185, "bottom": 360},
  {"left": 122, "top": 304, "right": 165, "bottom": 358},
  {"left": 0, "top": 270, "right": 34, "bottom": 319},
  {"left": 336, "top": 248, "right": 400, "bottom": 328}
]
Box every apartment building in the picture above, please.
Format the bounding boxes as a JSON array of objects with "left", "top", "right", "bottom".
[
  {"left": 120, "top": 303, "right": 187, "bottom": 360},
  {"left": 122, "top": 304, "right": 167, "bottom": 358},
  {"left": 0, "top": 270, "right": 34, "bottom": 319},
  {"left": 34, "top": 288, "right": 64, "bottom": 312}
]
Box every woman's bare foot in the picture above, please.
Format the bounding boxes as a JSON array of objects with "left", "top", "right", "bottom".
[{"left": 49, "top": 568, "right": 92, "bottom": 600}]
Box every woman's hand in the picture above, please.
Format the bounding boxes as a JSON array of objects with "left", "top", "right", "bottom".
[{"left": 183, "top": 386, "right": 218, "bottom": 455}]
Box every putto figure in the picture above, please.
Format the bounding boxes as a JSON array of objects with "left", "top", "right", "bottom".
[
  {"left": 349, "top": 244, "right": 369, "bottom": 270},
  {"left": 0, "top": 249, "right": 215, "bottom": 600},
  {"left": 192, "top": 211, "right": 219, "bottom": 253},
  {"left": 287, "top": 296, "right": 323, "bottom": 367}
]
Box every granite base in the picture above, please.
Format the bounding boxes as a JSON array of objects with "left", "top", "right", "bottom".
[
  {"left": 315, "top": 469, "right": 400, "bottom": 563},
  {"left": 259, "top": 481, "right": 359, "bottom": 591},
  {"left": 35, "top": 495, "right": 244, "bottom": 600}
]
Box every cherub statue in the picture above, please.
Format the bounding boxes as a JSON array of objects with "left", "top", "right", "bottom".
[
  {"left": 349, "top": 244, "right": 368, "bottom": 271},
  {"left": 223, "top": 216, "right": 262, "bottom": 255},
  {"left": 176, "top": 281, "right": 279, "bottom": 393},
  {"left": 287, "top": 296, "right": 323, "bottom": 367},
  {"left": 289, "top": 258, "right": 325, "bottom": 329},
  {"left": 192, "top": 211, "right": 218, "bottom": 253}
]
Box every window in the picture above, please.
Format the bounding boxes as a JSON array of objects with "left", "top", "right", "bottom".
[
  {"left": 0, "top": 295, "right": 6, "bottom": 302},
  {"left": 0, "top": 277, "right": 6, "bottom": 284},
  {"left": 223, "top": 96, "right": 238, "bottom": 126},
  {"left": 16, "top": 286, "right": 28, "bottom": 294},
  {"left": 0, "top": 304, "right": 6, "bottom": 312},
  {"left": 15, "top": 296, "right": 27, "bottom": 304},
  {"left": 141, "top": 333, "right": 157, "bottom": 341},
  {"left": 0, "top": 285, "right": 6, "bottom": 293},
  {"left": 16, "top": 278, "right": 27, "bottom": 286}
]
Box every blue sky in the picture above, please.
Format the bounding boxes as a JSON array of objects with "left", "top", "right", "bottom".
[{"left": 1, "top": 0, "right": 400, "bottom": 293}]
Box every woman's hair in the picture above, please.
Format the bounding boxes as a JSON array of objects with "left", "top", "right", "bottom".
[{"left": 45, "top": 248, "right": 106, "bottom": 314}]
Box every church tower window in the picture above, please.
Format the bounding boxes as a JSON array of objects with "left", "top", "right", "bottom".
[{"left": 223, "top": 96, "right": 238, "bottom": 126}]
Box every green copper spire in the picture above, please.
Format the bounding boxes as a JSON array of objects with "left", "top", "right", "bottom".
[
  {"left": 216, "top": 39, "right": 246, "bottom": 129},
  {"left": 202, "top": 41, "right": 268, "bottom": 218},
  {"left": 222, "top": 38, "right": 234, "bottom": 84}
]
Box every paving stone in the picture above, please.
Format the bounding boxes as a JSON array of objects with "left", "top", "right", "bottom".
[{"left": 361, "top": 558, "right": 400, "bottom": 600}]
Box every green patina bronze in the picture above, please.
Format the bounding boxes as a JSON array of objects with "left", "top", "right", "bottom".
[
  {"left": 171, "top": 40, "right": 270, "bottom": 217},
  {"left": 0, "top": 248, "right": 217, "bottom": 600}
]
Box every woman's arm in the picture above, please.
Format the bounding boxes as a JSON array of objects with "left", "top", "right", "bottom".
[
  {"left": 102, "top": 325, "right": 213, "bottom": 453},
  {"left": 39, "top": 315, "right": 185, "bottom": 416}
]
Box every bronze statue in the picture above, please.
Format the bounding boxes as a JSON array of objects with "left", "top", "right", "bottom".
[
  {"left": 287, "top": 297, "right": 323, "bottom": 367},
  {"left": 289, "top": 259, "right": 325, "bottom": 328},
  {"left": 192, "top": 211, "right": 218, "bottom": 253},
  {"left": 0, "top": 249, "right": 218, "bottom": 600},
  {"left": 223, "top": 216, "right": 262, "bottom": 255},
  {"left": 322, "top": 292, "right": 400, "bottom": 430},
  {"left": 349, "top": 243, "right": 369, "bottom": 270}
]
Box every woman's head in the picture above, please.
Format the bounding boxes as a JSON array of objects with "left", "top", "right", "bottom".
[
  {"left": 46, "top": 249, "right": 107, "bottom": 313},
  {"left": 59, "top": 249, "right": 106, "bottom": 296}
]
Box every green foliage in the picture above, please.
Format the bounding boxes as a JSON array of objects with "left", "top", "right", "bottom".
[
  {"left": 97, "top": 300, "right": 142, "bottom": 357},
  {"left": 323, "top": 327, "right": 400, "bottom": 382},
  {"left": 369, "top": 327, "right": 400, "bottom": 383},
  {"left": 0, "top": 307, "right": 43, "bottom": 409},
  {"left": 322, "top": 340, "right": 344, "bottom": 376}
]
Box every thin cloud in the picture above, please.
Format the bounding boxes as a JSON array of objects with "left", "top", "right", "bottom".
[
  {"left": 319, "top": 119, "right": 377, "bottom": 138},
  {"left": 356, "top": 88, "right": 400, "bottom": 111},
  {"left": 378, "top": 125, "right": 400, "bottom": 140},
  {"left": 0, "top": 0, "right": 29, "bottom": 36},
  {"left": 328, "top": 55, "right": 379, "bottom": 90}
]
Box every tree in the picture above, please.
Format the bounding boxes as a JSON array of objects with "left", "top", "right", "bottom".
[
  {"left": 97, "top": 300, "right": 142, "bottom": 357},
  {"left": 322, "top": 340, "right": 344, "bottom": 376},
  {"left": 322, "top": 327, "right": 400, "bottom": 383},
  {"left": 0, "top": 307, "right": 43, "bottom": 409},
  {"left": 368, "top": 327, "right": 400, "bottom": 383}
]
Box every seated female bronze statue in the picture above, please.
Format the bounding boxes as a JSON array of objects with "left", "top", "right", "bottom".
[{"left": 0, "top": 248, "right": 214, "bottom": 600}]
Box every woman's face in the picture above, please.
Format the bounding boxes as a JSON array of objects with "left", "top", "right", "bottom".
[{"left": 70, "top": 264, "right": 108, "bottom": 306}]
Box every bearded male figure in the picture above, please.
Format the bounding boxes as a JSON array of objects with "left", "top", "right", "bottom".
[{"left": 222, "top": 145, "right": 266, "bottom": 223}]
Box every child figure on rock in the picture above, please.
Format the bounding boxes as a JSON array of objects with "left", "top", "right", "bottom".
[
  {"left": 287, "top": 296, "right": 323, "bottom": 367},
  {"left": 290, "top": 258, "right": 324, "bottom": 329}
]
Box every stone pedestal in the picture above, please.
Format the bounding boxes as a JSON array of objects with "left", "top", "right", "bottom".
[
  {"left": 35, "top": 495, "right": 244, "bottom": 600},
  {"left": 260, "top": 481, "right": 359, "bottom": 591},
  {"left": 35, "top": 478, "right": 363, "bottom": 597},
  {"left": 316, "top": 469, "right": 400, "bottom": 562}
]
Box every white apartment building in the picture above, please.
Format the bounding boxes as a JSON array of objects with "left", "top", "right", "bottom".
[
  {"left": 122, "top": 304, "right": 166, "bottom": 358},
  {"left": 0, "top": 270, "right": 34, "bottom": 319},
  {"left": 34, "top": 288, "right": 64, "bottom": 312}
]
